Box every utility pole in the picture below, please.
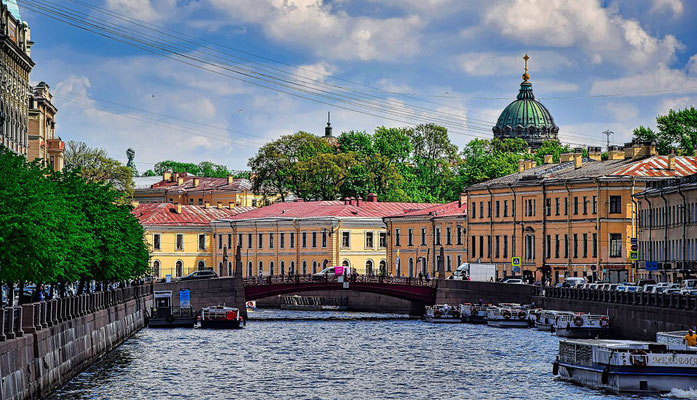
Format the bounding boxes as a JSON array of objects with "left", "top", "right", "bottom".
[{"left": 602, "top": 130, "right": 614, "bottom": 152}]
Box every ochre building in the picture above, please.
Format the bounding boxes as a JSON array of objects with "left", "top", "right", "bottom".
[
  {"left": 464, "top": 143, "right": 697, "bottom": 284},
  {"left": 28, "top": 82, "right": 64, "bottom": 171}
]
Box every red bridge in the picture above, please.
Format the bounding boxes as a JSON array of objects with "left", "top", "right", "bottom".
[{"left": 243, "top": 275, "right": 437, "bottom": 305}]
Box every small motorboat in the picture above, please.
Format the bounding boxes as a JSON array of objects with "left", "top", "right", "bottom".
[
  {"left": 199, "top": 306, "right": 245, "bottom": 329},
  {"left": 486, "top": 305, "right": 529, "bottom": 328},
  {"left": 553, "top": 338, "right": 697, "bottom": 393},
  {"left": 424, "top": 304, "right": 462, "bottom": 323},
  {"left": 535, "top": 310, "right": 573, "bottom": 332},
  {"left": 553, "top": 312, "right": 610, "bottom": 338},
  {"left": 459, "top": 303, "right": 490, "bottom": 324}
]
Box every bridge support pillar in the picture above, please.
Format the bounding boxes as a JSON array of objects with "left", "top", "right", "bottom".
[{"left": 409, "top": 301, "right": 426, "bottom": 316}]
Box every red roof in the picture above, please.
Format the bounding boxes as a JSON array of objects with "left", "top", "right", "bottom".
[
  {"left": 612, "top": 156, "right": 697, "bottom": 178},
  {"left": 389, "top": 201, "right": 466, "bottom": 218},
  {"left": 224, "top": 200, "right": 436, "bottom": 220},
  {"left": 148, "top": 173, "right": 252, "bottom": 193},
  {"left": 132, "top": 203, "right": 254, "bottom": 226}
]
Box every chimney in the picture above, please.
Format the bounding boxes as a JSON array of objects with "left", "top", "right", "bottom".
[
  {"left": 349, "top": 197, "right": 355, "bottom": 206},
  {"left": 175, "top": 203, "right": 182, "bottom": 214},
  {"left": 518, "top": 159, "right": 525, "bottom": 173},
  {"left": 194, "top": 178, "right": 200, "bottom": 187},
  {"left": 543, "top": 154, "right": 553, "bottom": 164},
  {"left": 205, "top": 201, "right": 210, "bottom": 209},
  {"left": 356, "top": 196, "right": 362, "bottom": 206},
  {"left": 178, "top": 176, "right": 184, "bottom": 186},
  {"left": 624, "top": 142, "right": 641, "bottom": 159},
  {"left": 344, "top": 197, "right": 351, "bottom": 205},
  {"left": 458, "top": 192, "right": 467, "bottom": 208},
  {"left": 560, "top": 153, "right": 574, "bottom": 163},
  {"left": 668, "top": 152, "right": 676, "bottom": 171},
  {"left": 527, "top": 160, "right": 537, "bottom": 169},
  {"left": 163, "top": 171, "right": 172, "bottom": 182},
  {"left": 574, "top": 153, "right": 582, "bottom": 169},
  {"left": 608, "top": 145, "right": 624, "bottom": 160},
  {"left": 588, "top": 147, "right": 602, "bottom": 161},
  {"left": 217, "top": 202, "right": 222, "bottom": 209},
  {"left": 366, "top": 193, "right": 378, "bottom": 203},
  {"left": 229, "top": 202, "right": 235, "bottom": 209},
  {"left": 227, "top": 175, "right": 234, "bottom": 185}
]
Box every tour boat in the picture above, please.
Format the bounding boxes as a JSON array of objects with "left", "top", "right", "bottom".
[
  {"left": 424, "top": 304, "right": 462, "bottom": 323},
  {"left": 553, "top": 338, "right": 697, "bottom": 393},
  {"left": 199, "top": 306, "right": 245, "bottom": 329},
  {"left": 459, "top": 303, "right": 490, "bottom": 324},
  {"left": 535, "top": 310, "right": 573, "bottom": 332},
  {"left": 486, "top": 305, "right": 530, "bottom": 328},
  {"left": 553, "top": 313, "right": 610, "bottom": 338}
]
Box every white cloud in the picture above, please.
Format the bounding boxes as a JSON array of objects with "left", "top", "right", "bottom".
[
  {"left": 657, "top": 96, "right": 696, "bottom": 115},
  {"left": 480, "top": 0, "right": 682, "bottom": 71},
  {"left": 294, "top": 61, "right": 337, "bottom": 83},
  {"left": 605, "top": 102, "right": 639, "bottom": 121},
  {"left": 650, "top": 0, "right": 683, "bottom": 16},
  {"left": 457, "top": 51, "right": 573, "bottom": 77},
  {"left": 208, "top": 0, "right": 423, "bottom": 61},
  {"left": 589, "top": 61, "right": 697, "bottom": 96}
]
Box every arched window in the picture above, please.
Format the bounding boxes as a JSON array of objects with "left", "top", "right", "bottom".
[
  {"left": 247, "top": 261, "right": 253, "bottom": 277},
  {"left": 312, "top": 261, "right": 317, "bottom": 274},
  {"left": 408, "top": 258, "right": 414, "bottom": 277},
  {"left": 419, "top": 257, "right": 427, "bottom": 275},
  {"left": 258, "top": 260, "right": 264, "bottom": 275},
  {"left": 270, "top": 261, "right": 275, "bottom": 276},
  {"left": 290, "top": 261, "right": 295, "bottom": 275},
  {"left": 323, "top": 259, "right": 329, "bottom": 269},
  {"left": 302, "top": 261, "right": 307, "bottom": 274},
  {"left": 152, "top": 260, "right": 160, "bottom": 277},
  {"left": 280, "top": 261, "right": 285, "bottom": 276},
  {"left": 176, "top": 260, "right": 183, "bottom": 277},
  {"left": 342, "top": 259, "right": 350, "bottom": 267},
  {"left": 218, "top": 261, "right": 223, "bottom": 276},
  {"left": 228, "top": 261, "right": 233, "bottom": 276},
  {"left": 365, "top": 260, "right": 374, "bottom": 276},
  {"left": 197, "top": 260, "right": 206, "bottom": 271},
  {"left": 379, "top": 260, "right": 387, "bottom": 276}
]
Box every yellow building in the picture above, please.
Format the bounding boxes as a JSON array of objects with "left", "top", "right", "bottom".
[
  {"left": 28, "top": 82, "right": 64, "bottom": 171},
  {"left": 132, "top": 203, "right": 253, "bottom": 279},
  {"left": 133, "top": 172, "right": 265, "bottom": 207},
  {"left": 384, "top": 199, "right": 467, "bottom": 278},
  {"left": 464, "top": 143, "right": 697, "bottom": 284},
  {"left": 211, "top": 194, "right": 434, "bottom": 277}
]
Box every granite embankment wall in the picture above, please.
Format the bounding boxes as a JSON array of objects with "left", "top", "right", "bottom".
[
  {"left": 0, "top": 285, "right": 152, "bottom": 400},
  {"left": 435, "top": 280, "right": 537, "bottom": 305},
  {"left": 536, "top": 287, "right": 697, "bottom": 340},
  {"left": 154, "top": 276, "right": 247, "bottom": 313}
]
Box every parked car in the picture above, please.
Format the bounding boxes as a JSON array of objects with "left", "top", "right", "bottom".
[
  {"left": 563, "top": 277, "right": 586, "bottom": 287},
  {"left": 643, "top": 284, "right": 657, "bottom": 293},
  {"left": 503, "top": 278, "right": 523, "bottom": 284},
  {"left": 179, "top": 270, "right": 218, "bottom": 281},
  {"left": 637, "top": 279, "right": 657, "bottom": 287},
  {"left": 682, "top": 279, "right": 697, "bottom": 290},
  {"left": 313, "top": 267, "right": 337, "bottom": 281},
  {"left": 664, "top": 288, "right": 682, "bottom": 294},
  {"left": 682, "top": 289, "right": 697, "bottom": 296}
]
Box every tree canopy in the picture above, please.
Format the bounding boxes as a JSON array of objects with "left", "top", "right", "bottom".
[
  {"left": 65, "top": 140, "right": 135, "bottom": 199},
  {"left": 632, "top": 106, "right": 697, "bottom": 155}
]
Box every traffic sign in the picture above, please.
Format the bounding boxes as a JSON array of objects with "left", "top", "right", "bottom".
[
  {"left": 630, "top": 238, "right": 637, "bottom": 245},
  {"left": 631, "top": 244, "right": 638, "bottom": 252},
  {"left": 511, "top": 257, "right": 521, "bottom": 267},
  {"left": 630, "top": 251, "right": 638, "bottom": 261},
  {"left": 646, "top": 261, "right": 658, "bottom": 271}
]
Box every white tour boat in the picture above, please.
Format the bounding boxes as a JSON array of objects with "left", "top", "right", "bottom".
[
  {"left": 199, "top": 306, "right": 245, "bottom": 329},
  {"left": 486, "top": 305, "right": 529, "bottom": 328},
  {"left": 553, "top": 338, "right": 697, "bottom": 394},
  {"left": 535, "top": 310, "right": 573, "bottom": 332},
  {"left": 424, "top": 304, "right": 462, "bottom": 323},
  {"left": 553, "top": 313, "right": 610, "bottom": 338},
  {"left": 459, "top": 303, "right": 490, "bottom": 324}
]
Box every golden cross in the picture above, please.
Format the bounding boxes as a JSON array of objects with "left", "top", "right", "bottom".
[{"left": 523, "top": 53, "right": 529, "bottom": 74}]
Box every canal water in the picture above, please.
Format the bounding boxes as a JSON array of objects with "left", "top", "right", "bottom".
[{"left": 52, "top": 310, "right": 696, "bottom": 400}]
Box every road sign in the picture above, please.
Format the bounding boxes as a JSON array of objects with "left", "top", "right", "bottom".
[
  {"left": 512, "top": 257, "right": 521, "bottom": 267},
  {"left": 631, "top": 244, "right": 638, "bottom": 251},
  {"left": 646, "top": 261, "right": 658, "bottom": 271},
  {"left": 630, "top": 238, "right": 637, "bottom": 245},
  {"left": 630, "top": 251, "right": 638, "bottom": 261}
]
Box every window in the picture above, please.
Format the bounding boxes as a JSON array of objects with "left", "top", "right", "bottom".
[
  {"left": 343, "top": 231, "right": 351, "bottom": 248},
  {"left": 610, "top": 196, "right": 622, "bottom": 214},
  {"left": 555, "top": 198, "right": 560, "bottom": 215},
  {"left": 435, "top": 228, "right": 441, "bottom": 246},
  {"left": 471, "top": 202, "right": 476, "bottom": 219},
  {"left": 573, "top": 234, "right": 578, "bottom": 258},
  {"left": 408, "top": 228, "right": 414, "bottom": 246},
  {"left": 446, "top": 256, "right": 452, "bottom": 272},
  {"left": 290, "top": 232, "right": 295, "bottom": 248},
  {"left": 153, "top": 234, "right": 161, "bottom": 251},
  {"left": 176, "top": 234, "right": 184, "bottom": 251},
  {"left": 583, "top": 196, "right": 588, "bottom": 215},
  {"left": 512, "top": 235, "right": 516, "bottom": 257},
  {"left": 495, "top": 236, "right": 500, "bottom": 258},
  {"left": 564, "top": 198, "right": 569, "bottom": 215},
  {"left": 227, "top": 234, "right": 232, "bottom": 249},
  {"left": 421, "top": 228, "right": 427, "bottom": 245},
  {"left": 479, "top": 202, "right": 484, "bottom": 219},
  {"left": 573, "top": 197, "right": 579, "bottom": 215},
  {"left": 218, "top": 234, "right": 223, "bottom": 250},
  {"left": 302, "top": 232, "right": 307, "bottom": 248},
  {"left": 582, "top": 233, "right": 588, "bottom": 258},
  {"left": 198, "top": 234, "right": 206, "bottom": 251},
  {"left": 456, "top": 227, "right": 463, "bottom": 245},
  {"left": 322, "top": 231, "right": 327, "bottom": 247},
  {"left": 152, "top": 260, "right": 160, "bottom": 277},
  {"left": 248, "top": 233, "right": 252, "bottom": 248},
  {"left": 496, "top": 201, "right": 500, "bottom": 217},
  {"left": 503, "top": 235, "right": 508, "bottom": 259},
  {"left": 471, "top": 236, "right": 476, "bottom": 258},
  {"left": 379, "top": 232, "right": 387, "bottom": 248},
  {"left": 525, "top": 235, "right": 535, "bottom": 261},
  {"left": 487, "top": 201, "right": 491, "bottom": 218},
  {"left": 189, "top": 199, "right": 194, "bottom": 205},
  {"left": 197, "top": 198, "right": 202, "bottom": 205},
  {"left": 197, "top": 260, "right": 205, "bottom": 271},
  {"left": 504, "top": 200, "right": 509, "bottom": 217},
  {"left": 176, "top": 261, "right": 183, "bottom": 277},
  {"left": 555, "top": 235, "right": 560, "bottom": 258},
  {"left": 446, "top": 227, "right": 452, "bottom": 245},
  {"left": 269, "top": 233, "right": 274, "bottom": 249},
  {"left": 610, "top": 233, "right": 622, "bottom": 257},
  {"left": 238, "top": 234, "right": 242, "bottom": 248},
  {"left": 252, "top": 199, "right": 258, "bottom": 207},
  {"left": 479, "top": 236, "right": 484, "bottom": 259},
  {"left": 564, "top": 235, "right": 569, "bottom": 258},
  {"left": 395, "top": 229, "right": 401, "bottom": 246},
  {"left": 312, "top": 232, "right": 317, "bottom": 248},
  {"left": 280, "top": 233, "right": 285, "bottom": 248},
  {"left": 592, "top": 233, "right": 598, "bottom": 257},
  {"left": 592, "top": 196, "right": 597, "bottom": 214},
  {"left": 366, "top": 232, "right": 374, "bottom": 248},
  {"left": 545, "top": 235, "right": 551, "bottom": 258},
  {"left": 487, "top": 235, "right": 491, "bottom": 258},
  {"left": 258, "top": 233, "right": 263, "bottom": 249},
  {"left": 545, "top": 198, "right": 551, "bottom": 216}
]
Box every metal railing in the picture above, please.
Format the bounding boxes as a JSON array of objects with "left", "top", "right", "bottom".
[
  {"left": 242, "top": 274, "right": 437, "bottom": 287},
  {"left": 543, "top": 286, "right": 697, "bottom": 311}
]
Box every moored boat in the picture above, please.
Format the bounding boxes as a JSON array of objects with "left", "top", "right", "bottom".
[
  {"left": 424, "top": 304, "right": 462, "bottom": 323},
  {"left": 535, "top": 310, "right": 572, "bottom": 332},
  {"left": 553, "top": 338, "right": 697, "bottom": 394},
  {"left": 459, "top": 303, "right": 490, "bottom": 324},
  {"left": 148, "top": 291, "right": 195, "bottom": 328},
  {"left": 554, "top": 313, "right": 610, "bottom": 338},
  {"left": 486, "top": 305, "right": 529, "bottom": 328},
  {"left": 199, "top": 306, "right": 245, "bottom": 329}
]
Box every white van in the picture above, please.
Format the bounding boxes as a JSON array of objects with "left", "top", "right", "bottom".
[{"left": 564, "top": 277, "right": 586, "bottom": 287}]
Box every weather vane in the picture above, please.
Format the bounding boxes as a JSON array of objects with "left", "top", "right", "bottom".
[{"left": 522, "top": 53, "right": 530, "bottom": 82}]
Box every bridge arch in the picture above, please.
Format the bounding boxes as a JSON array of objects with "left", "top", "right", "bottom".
[{"left": 244, "top": 281, "right": 436, "bottom": 304}]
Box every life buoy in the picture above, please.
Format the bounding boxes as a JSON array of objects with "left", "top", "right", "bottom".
[
  {"left": 246, "top": 301, "right": 255, "bottom": 308},
  {"left": 502, "top": 309, "right": 512, "bottom": 319},
  {"left": 573, "top": 315, "right": 584, "bottom": 326},
  {"left": 518, "top": 310, "right": 527, "bottom": 320},
  {"left": 166, "top": 314, "right": 175, "bottom": 323},
  {"left": 600, "top": 316, "right": 610, "bottom": 328},
  {"left": 630, "top": 350, "right": 648, "bottom": 367}
]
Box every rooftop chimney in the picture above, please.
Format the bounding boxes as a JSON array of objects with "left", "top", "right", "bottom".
[
  {"left": 344, "top": 197, "right": 351, "bottom": 205},
  {"left": 518, "top": 159, "right": 525, "bottom": 173},
  {"left": 325, "top": 111, "right": 333, "bottom": 137},
  {"left": 560, "top": 153, "right": 574, "bottom": 163},
  {"left": 668, "top": 152, "right": 676, "bottom": 171},
  {"left": 193, "top": 178, "right": 200, "bottom": 187},
  {"left": 229, "top": 202, "right": 235, "bottom": 209},
  {"left": 574, "top": 153, "right": 582, "bottom": 169},
  {"left": 543, "top": 154, "right": 553, "bottom": 164},
  {"left": 217, "top": 202, "right": 222, "bottom": 209},
  {"left": 163, "top": 171, "right": 172, "bottom": 182},
  {"left": 588, "top": 147, "right": 602, "bottom": 161},
  {"left": 458, "top": 192, "right": 467, "bottom": 208},
  {"left": 175, "top": 203, "right": 182, "bottom": 214},
  {"left": 366, "top": 193, "right": 378, "bottom": 203},
  {"left": 356, "top": 196, "right": 362, "bottom": 206},
  {"left": 349, "top": 197, "right": 355, "bottom": 206},
  {"left": 205, "top": 201, "right": 210, "bottom": 209},
  {"left": 177, "top": 176, "right": 184, "bottom": 185},
  {"left": 608, "top": 145, "right": 625, "bottom": 160},
  {"left": 227, "top": 175, "right": 234, "bottom": 185}
]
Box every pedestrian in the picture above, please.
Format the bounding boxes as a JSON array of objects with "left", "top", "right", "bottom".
[
  {"left": 418, "top": 271, "right": 424, "bottom": 284},
  {"left": 683, "top": 329, "right": 697, "bottom": 346},
  {"left": 478, "top": 298, "right": 484, "bottom": 306},
  {"left": 425, "top": 272, "right": 430, "bottom": 282}
]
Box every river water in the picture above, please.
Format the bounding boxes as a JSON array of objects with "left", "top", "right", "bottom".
[{"left": 51, "top": 309, "right": 696, "bottom": 400}]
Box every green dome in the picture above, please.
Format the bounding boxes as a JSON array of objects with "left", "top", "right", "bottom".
[{"left": 492, "top": 81, "right": 559, "bottom": 148}]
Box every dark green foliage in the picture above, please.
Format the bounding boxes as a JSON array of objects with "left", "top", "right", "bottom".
[
  {"left": 632, "top": 107, "right": 697, "bottom": 155},
  {"left": 153, "top": 160, "right": 237, "bottom": 178}
]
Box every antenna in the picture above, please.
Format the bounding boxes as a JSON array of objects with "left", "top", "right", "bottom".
[{"left": 602, "top": 130, "right": 614, "bottom": 151}]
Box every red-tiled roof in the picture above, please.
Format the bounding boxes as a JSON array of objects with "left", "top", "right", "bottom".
[
  {"left": 612, "top": 156, "right": 697, "bottom": 178},
  {"left": 224, "top": 200, "right": 435, "bottom": 220},
  {"left": 389, "top": 201, "right": 466, "bottom": 218},
  {"left": 132, "top": 203, "right": 254, "bottom": 226},
  {"left": 147, "top": 173, "right": 252, "bottom": 193}
]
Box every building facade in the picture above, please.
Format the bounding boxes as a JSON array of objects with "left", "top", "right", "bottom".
[
  {"left": 133, "top": 172, "right": 265, "bottom": 207},
  {"left": 28, "top": 82, "right": 64, "bottom": 171},
  {"left": 635, "top": 172, "right": 697, "bottom": 282},
  {"left": 210, "top": 195, "right": 433, "bottom": 278},
  {"left": 133, "top": 203, "right": 253, "bottom": 279},
  {"left": 384, "top": 199, "right": 467, "bottom": 278},
  {"left": 464, "top": 143, "right": 697, "bottom": 284},
  {"left": 1, "top": 0, "right": 34, "bottom": 156}
]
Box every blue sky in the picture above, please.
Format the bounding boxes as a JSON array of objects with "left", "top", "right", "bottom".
[{"left": 15, "top": 0, "right": 697, "bottom": 172}]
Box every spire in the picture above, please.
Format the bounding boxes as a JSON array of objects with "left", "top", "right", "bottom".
[
  {"left": 517, "top": 53, "right": 534, "bottom": 100},
  {"left": 522, "top": 53, "right": 530, "bottom": 82},
  {"left": 4, "top": 0, "right": 22, "bottom": 21},
  {"left": 324, "top": 111, "right": 333, "bottom": 137}
]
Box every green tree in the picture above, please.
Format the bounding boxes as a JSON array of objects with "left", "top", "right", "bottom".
[
  {"left": 65, "top": 141, "right": 134, "bottom": 199},
  {"left": 141, "top": 169, "right": 157, "bottom": 177},
  {"left": 632, "top": 107, "right": 697, "bottom": 155}
]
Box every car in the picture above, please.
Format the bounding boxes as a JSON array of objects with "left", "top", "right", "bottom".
[
  {"left": 179, "top": 270, "right": 218, "bottom": 281},
  {"left": 563, "top": 277, "right": 586, "bottom": 287},
  {"left": 313, "top": 267, "right": 337, "bottom": 281},
  {"left": 643, "top": 284, "right": 657, "bottom": 293},
  {"left": 637, "top": 279, "right": 657, "bottom": 287},
  {"left": 682, "top": 279, "right": 697, "bottom": 290},
  {"left": 664, "top": 288, "right": 682, "bottom": 295},
  {"left": 682, "top": 289, "right": 697, "bottom": 296},
  {"left": 502, "top": 278, "right": 523, "bottom": 284}
]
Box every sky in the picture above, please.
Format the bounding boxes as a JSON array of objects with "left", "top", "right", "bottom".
[{"left": 13, "top": 0, "right": 697, "bottom": 173}]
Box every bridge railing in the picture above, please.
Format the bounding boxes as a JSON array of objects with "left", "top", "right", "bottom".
[
  {"left": 242, "top": 274, "right": 437, "bottom": 288},
  {"left": 543, "top": 286, "right": 697, "bottom": 311}
]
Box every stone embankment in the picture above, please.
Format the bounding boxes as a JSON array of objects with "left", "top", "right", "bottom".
[{"left": 0, "top": 285, "right": 152, "bottom": 400}]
